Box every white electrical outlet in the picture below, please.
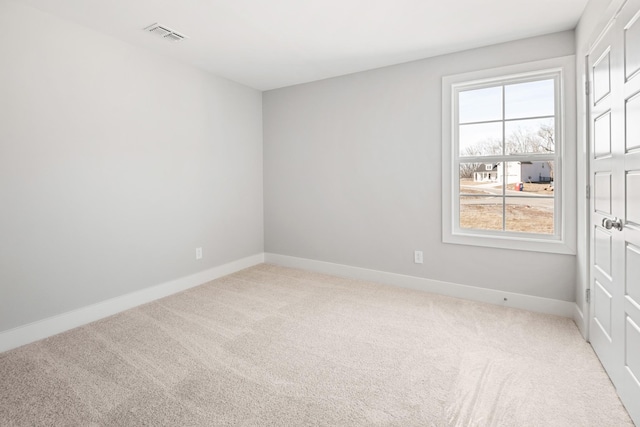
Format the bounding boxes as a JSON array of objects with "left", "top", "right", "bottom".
[
  {"left": 195, "top": 247, "right": 203, "bottom": 260},
  {"left": 414, "top": 250, "right": 423, "bottom": 264}
]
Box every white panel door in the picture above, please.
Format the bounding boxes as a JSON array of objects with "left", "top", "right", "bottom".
[{"left": 589, "top": 0, "right": 640, "bottom": 423}]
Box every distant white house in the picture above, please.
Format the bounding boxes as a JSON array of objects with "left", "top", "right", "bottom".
[
  {"left": 473, "top": 163, "right": 497, "bottom": 182},
  {"left": 473, "top": 162, "right": 552, "bottom": 183}
]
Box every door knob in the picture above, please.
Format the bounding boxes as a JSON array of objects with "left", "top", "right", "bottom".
[{"left": 602, "top": 217, "right": 623, "bottom": 231}]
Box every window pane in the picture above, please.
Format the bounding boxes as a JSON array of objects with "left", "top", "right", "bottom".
[
  {"left": 505, "top": 118, "right": 555, "bottom": 154},
  {"left": 501, "top": 161, "right": 522, "bottom": 187},
  {"left": 460, "top": 162, "right": 498, "bottom": 188},
  {"left": 459, "top": 122, "right": 502, "bottom": 156},
  {"left": 505, "top": 196, "right": 554, "bottom": 234},
  {"left": 459, "top": 86, "right": 502, "bottom": 123},
  {"left": 505, "top": 79, "right": 554, "bottom": 119},
  {"left": 520, "top": 160, "right": 555, "bottom": 184},
  {"left": 460, "top": 196, "right": 503, "bottom": 231},
  {"left": 498, "top": 161, "right": 555, "bottom": 186}
]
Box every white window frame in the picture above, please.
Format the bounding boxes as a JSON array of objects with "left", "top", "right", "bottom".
[{"left": 442, "top": 56, "right": 576, "bottom": 254}]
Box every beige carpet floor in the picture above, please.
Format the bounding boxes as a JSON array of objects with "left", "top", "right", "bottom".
[{"left": 0, "top": 264, "right": 634, "bottom": 426}]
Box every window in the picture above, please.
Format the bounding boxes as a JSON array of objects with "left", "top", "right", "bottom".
[{"left": 442, "top": 57, "right": 576, "bottom": 254}]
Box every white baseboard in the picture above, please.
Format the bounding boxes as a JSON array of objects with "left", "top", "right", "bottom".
[
  {"left": 265, "top": 253, "right": 577, "bottom": 318},
  {"left": 0, "top": 253, "right": 265, "bottom": 353},
  {"left": 2, "top": 252, "right": 579, "bottom": 354}
]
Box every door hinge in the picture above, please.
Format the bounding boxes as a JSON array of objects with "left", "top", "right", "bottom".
[
  {"left": 585, "top": 81, "right": 590, "bottom": 96},
  {"left": 586, "top": 288, "right": 591, "bottom": 303},
  {"left": 586, "top": 184, "right": 591, "bottom": 199}
]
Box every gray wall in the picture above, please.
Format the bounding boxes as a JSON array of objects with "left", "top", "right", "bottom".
[
  {"left": 0, "top": 1, "right": 263, "bottom": 332},
  {"left": 264, "top": 31, "right": 577, "bottom": 302}
]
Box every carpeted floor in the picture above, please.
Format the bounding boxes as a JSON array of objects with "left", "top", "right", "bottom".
[{"left": 0, "top": 264, "right": 634, "bottom": 426}]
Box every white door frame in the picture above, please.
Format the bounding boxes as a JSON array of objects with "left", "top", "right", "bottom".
[{"left": 581, "top": 0, "right": 628, "bottom": 342}]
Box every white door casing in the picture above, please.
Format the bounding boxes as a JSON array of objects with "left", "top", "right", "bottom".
[{"left": 589, "top": 0, "right": 640, "bottom": 423}]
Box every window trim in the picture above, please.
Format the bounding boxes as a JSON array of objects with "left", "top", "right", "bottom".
[{"left": 442, "top": 56, "right": 576, "bottom": 254}]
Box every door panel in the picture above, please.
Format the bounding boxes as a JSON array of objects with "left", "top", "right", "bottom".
[
  {"left": 589, "top": 0, "right": 640, "bottom": 423},
  {"left": 594, "top": 227, "right": 612, "bottom": 277},
  {"left": 625, "top": 316, "right": 640, "bottom": 387},
  {"left": 627, "top": 172, "right": 640, "bottom": 224},
  {"left": 594, "top": 111, "right": 612, "bottom": 157},
  {"left": 595, "top": 280, "right": 613, "bottom": 339},
  {"left": 593, "top": 50, "right": 612, "bottom": 104},
  {"left": 625, "top": 11, "right": 640, "bottom": 79},
  {"left": 595, "top": 172, "right": 612, "bottom": 214},
  {"left": 627, "top": 93, "right": 640, "bottom": 151},
  {"left": 627, "top": 244, "right": 640, "bottom": 303}
]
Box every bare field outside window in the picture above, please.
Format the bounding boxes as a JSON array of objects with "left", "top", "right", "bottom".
[
  {"left": 460, "top": 202, "right": 503, "bottom": 231},
  {"left": 459, "top": 177, "right": 554, "bottom": 234},
  {"left": 460, "top": 200, "right": 554, "bottom": 234},
  {"left": 505, "top": 198, "right": 554, "bottom": 233}
]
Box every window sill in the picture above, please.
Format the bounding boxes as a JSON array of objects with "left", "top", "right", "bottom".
[{"left": 443, "top": 230, "right": 576, "bottom": 255}]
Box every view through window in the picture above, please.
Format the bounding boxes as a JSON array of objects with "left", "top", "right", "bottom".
[{"left": 455, "top": 75, "right": 559, "bottom": 235}]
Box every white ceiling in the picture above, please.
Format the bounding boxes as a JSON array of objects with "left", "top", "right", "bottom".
[{"left": 18, "top": 0, "right": 589, "bottom": 91}]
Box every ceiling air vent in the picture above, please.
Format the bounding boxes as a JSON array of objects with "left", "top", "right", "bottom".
[{"left": 144, "top": 23, "right": 187, "bottom": 42}]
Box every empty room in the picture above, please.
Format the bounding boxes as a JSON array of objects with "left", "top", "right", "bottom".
[{"left": 1, "top": 0, "right": 639, "bottom": 425}]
